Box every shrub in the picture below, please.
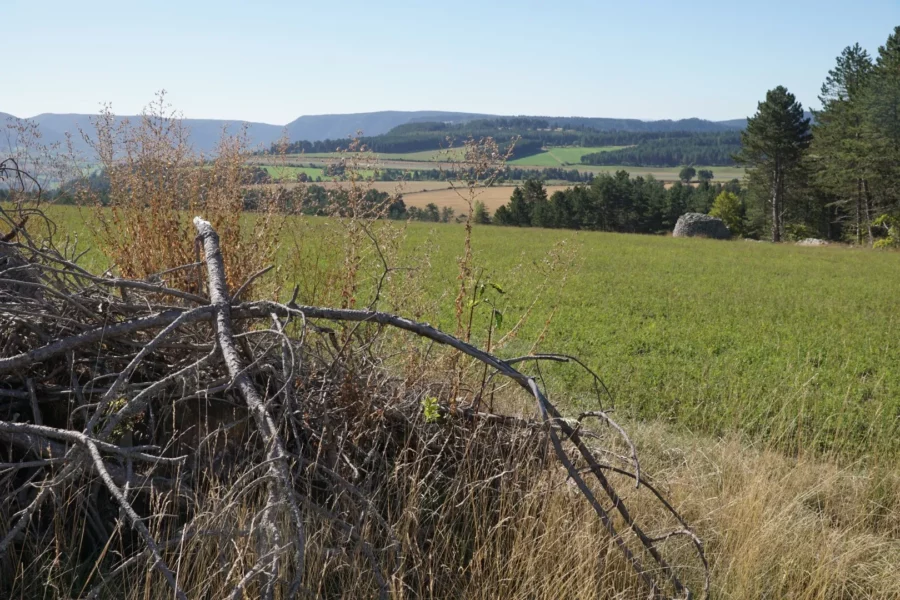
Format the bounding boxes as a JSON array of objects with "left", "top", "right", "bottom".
[{"left": 709, "top": 190, "right": 746, "bottom": 236}]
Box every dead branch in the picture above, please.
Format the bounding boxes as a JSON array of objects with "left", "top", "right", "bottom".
[{"left": 0, "top": 205, "right": 707, "bottom": 599}]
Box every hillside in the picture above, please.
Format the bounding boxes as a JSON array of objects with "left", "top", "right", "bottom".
[
  {"left": 283, "top": 110, "right": 489, "bottom": 141},
  {"left": 2, "top": 109, "right": 749, "bottom": 156}
]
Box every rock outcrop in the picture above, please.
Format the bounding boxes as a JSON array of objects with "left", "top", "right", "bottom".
[{"left": 672, "top": 213, "right": 731, "bottom": 239}]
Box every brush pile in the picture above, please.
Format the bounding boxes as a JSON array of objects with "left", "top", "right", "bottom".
[{"left": 0, "top": 196, "right": 708, "bottom": 596}]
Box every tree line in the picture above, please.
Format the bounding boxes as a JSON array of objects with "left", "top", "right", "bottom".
[
  {"left": 488, "top": 175, "right": 746, "bottom": 234},
  {"left": 377, "top": 166, "right": 594, "bottom": 184},
  {"left": 487, "top": 26, "right": 900, "bottom": 246},
  {"left": 733, "top": 27, "right": 900, "bottom": 244}
]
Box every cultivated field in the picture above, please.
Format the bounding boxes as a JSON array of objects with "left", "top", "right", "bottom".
[
  {"left": 248, "top": 147, "right": 746, "bottom": 182},
  {"left": 402, "top": 184, "right": 572, "bottom": 212},
  {"left": 508, "top": 146, "right": 625, "bottom": 166},
  {"left": 259, "top": 164, "right": 325, "bottom": 180}
]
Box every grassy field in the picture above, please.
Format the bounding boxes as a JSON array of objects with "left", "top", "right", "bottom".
[
  {"left": 364, "top": 223, "right": 898, "bottom": 459},
  {"left": 251, "top": 155, "right": 745, "bottom": 182},
  {"left": 15, "top": 205, "right": 900, "bottom": 597},
  {"left": 36, "top": 206, "right": 900, "bottom": 459},
  {"left": 259, "top": 165, "right": 325, "bottom": 180},
  {"left": 509, "top": 146, "right": 625, "bottom": 166},
  {"left": 578, "top": 164, "right": 746, "bottom": 180},
  {"left": 262, "top": 149, "right": 467, "bottom": 162}
]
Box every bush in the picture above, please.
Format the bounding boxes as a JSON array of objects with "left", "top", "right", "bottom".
[{"left": 709, "top": 191, "right": 746, "bottom": 236}]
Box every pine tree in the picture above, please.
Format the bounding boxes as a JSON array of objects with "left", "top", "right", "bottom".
[
  {"left": 524, "top": 179, "right": 551, "bottom": 227},
  {"left": 473, "top": 201, "right": 491, "bottom": 225},
  {"left": 734, "top": 86, "right": 812, "bottom": 242},
  {"left": 864, "top": 27, "right": 900, "bottom": 214},
  {"left": 811, "top": 44, "right": 874, "bottom": 243},
  {"left": 506, "top": 186, "right": 531, "bottom": 226}
]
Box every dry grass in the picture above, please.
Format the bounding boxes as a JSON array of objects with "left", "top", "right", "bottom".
[
  {"left": 403, "top": 185, "right": 572, "bottom": 213},
  {"left": 74, "top": 93, "right": 285, "bottom": 292},
  {"left": 629, "top": 423, "right": 900, "bottom": 599}
]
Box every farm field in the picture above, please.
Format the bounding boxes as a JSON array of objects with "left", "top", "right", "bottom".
[
  {"left": 576, "top": 164, "right": 746, "bottom": 180},
  {"left": 508, "top": 146, "right": 625, "bottom": 166},
  {"left": 402, "top": 184, "right": 571, "bottom": 212},
  {"left": 388, "top": 223, "right": 900, "bottom": 459},
  {"left": 259, "top": 165, "right": 326, "bottom": 180},
  {"left": 36, "top": 205, "right": 900, "bottom": 460},
  {"left": 249, "top": 154, "right": 744, "bottom": 182}
]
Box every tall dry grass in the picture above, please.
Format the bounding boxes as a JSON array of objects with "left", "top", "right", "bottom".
[
  {"left": 75, "top": 92, "right": 285, "bottom": 293},
  {"left": 8, "top": 410, "right": 896, "bottom": 599}
]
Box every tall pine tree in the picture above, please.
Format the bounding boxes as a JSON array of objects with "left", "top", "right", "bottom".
[
  {"left": 811, "top": 44, "right": 874, "bottom": 243},
  {"left": 864, "top": 26, "right": 900, "bottom": 215},
  {"left": 735, "top": 86, "right": 812, "bottom": 242}
]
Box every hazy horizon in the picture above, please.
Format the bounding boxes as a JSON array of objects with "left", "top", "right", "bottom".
[{"left": 1, "top": 107, "right": 752, "bottom": 126}]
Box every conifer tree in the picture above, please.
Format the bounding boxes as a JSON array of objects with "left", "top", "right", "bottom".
[
  {"left": 735, "top": 86, "right": 812, "bottom": 241},
  {"left": 811, "top": 44, "right": 874, "bottom": 243}
]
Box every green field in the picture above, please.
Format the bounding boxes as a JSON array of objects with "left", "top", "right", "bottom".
[
  {"left": 391, "top": 225, "right": 900, "bottom": 458},
  {"left": 251, "top": 149, "right": 745, "bottom": 182},
  {"left": 37, "top": 206, "right": 900, "bottom": 459},
  {"left": 508, "top": 146, "right": 624, "bottom": 167},
  {"left": 260, "top": 165, "right": 326, "bottom": 180}
]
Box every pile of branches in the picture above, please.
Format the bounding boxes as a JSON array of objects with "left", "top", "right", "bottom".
[{"left": 0, "top": 191, "right": 708, "bottom": 597}]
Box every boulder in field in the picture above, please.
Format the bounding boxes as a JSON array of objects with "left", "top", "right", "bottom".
[
  {"left": 796, "top": 238, "right": 829, "bottom": 246},
  {"left": 672, "top": 213, "right": 731, "bottom": 240}
]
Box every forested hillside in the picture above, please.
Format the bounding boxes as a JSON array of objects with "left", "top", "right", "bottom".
[
  {"left": 277, "top": 118, "right": 742, "bottom": 158},
  {"left": 581, "top": 131, "right": 741, "bottom": 167}
]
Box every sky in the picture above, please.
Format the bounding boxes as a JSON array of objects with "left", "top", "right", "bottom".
[{"left": 4, "top": 0, "right": 899, "bottom": 124}]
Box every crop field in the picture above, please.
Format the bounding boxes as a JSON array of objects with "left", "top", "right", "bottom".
[
  {"left": 259, "top": 165, "right": 326, "bottom": 180},
  {"left": 249, "top": 154, "right": 745, "bottom": 183},
  {"left": 509, "top": 146, "right": 626, "bottom": 166},
  {"left": 402, "top": 184, "right": 572, "bottom": 212},
  {"left": 36, "top": 205, "right": 900, "bottom": 459}
]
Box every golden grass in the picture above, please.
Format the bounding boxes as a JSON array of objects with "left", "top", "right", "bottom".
[
  {"left": 403, "top": 185, "right": 573, "bottom": 213},
  {"left": 630, "top": 423, "right": 900, "bottom": 599}
]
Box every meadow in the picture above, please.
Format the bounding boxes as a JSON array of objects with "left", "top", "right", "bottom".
[
  {"left": 13, "top": 203, "right": 900, "bottom": 598},
  {"left": 393, "top": 223, "right": 900, "bottom": 459},
  {"left": 259, "top": 164, "right": 325, "bottom": 180},
  {"left": 508, "top": 145, "right": 625, "bottom": 166},
  {"left": 41, "top": 206, "right": 900, "bottom": 459}
]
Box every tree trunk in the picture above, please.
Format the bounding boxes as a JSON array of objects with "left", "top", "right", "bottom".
[
  {"left": 771, "top": 168, "right": 781, "bottom": 242},
  {"left": 863, "top": 178, "right": 875, "bottom": 245},
  {"left": 856, "top": 178, "right": 864, "bottom": 245}
]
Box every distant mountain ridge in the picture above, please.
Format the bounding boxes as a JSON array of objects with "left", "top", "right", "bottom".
[{"left": 2, "top": 109, "right": 748, "bottom": 155}]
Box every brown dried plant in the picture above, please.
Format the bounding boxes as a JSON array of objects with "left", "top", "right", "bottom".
[{"left": 76, "top": 91, "right": 285, "bottom": 294}]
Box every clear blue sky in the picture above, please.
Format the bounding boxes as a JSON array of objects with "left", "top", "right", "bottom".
[{"left": 4, "top": 0, "right": 898, "bottom": 124}]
